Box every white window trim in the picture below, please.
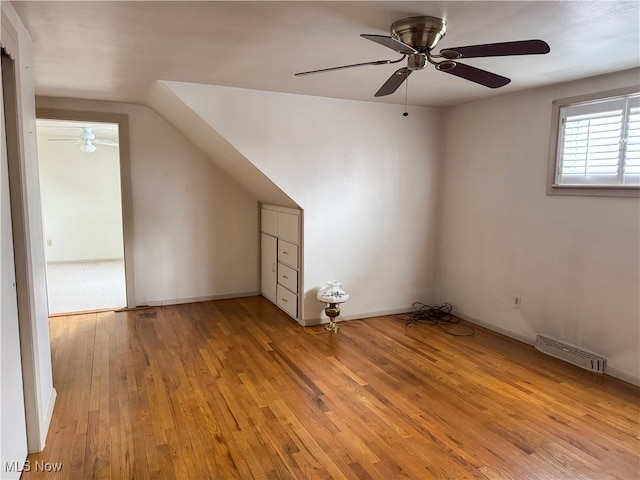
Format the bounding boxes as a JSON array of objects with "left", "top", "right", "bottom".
[{"left": 547, "top": 86, "right": 640, "bottom": 197}]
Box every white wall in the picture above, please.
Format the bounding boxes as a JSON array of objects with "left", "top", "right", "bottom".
[
  {"left": 36, "top": 97, "right": 261, "bottom": 306},
  {"left": 438, "top": 68, "right": 640, "bottom": 384},
  {"left": 37, "top": 132, "right": 124, "bottom": 262},
  {"left": 162, "top": 82, "right": 444, "bottom": 322},
  {"left": 1, "top": 2, "right": 56, "bottom": 455},
  {"left": 146, "top": 81, "right": 296, "bottom": 209}
]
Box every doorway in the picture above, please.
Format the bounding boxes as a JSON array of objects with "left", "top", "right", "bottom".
[{"left": 36, "top": 118, "right": 127, "bottom": 314}]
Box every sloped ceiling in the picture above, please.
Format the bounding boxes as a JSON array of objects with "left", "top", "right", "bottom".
[{"left": 12, "top": 1, "right": 640, "bottom": 108}]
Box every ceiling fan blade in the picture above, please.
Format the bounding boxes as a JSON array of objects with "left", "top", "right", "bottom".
[
  {"left": 361, "top": 34, "right": 417, "bottom": 55},
  {"left": 439, "top": 62, "right": 510, "bottom": 88},
  {"left": 93, "top": 140, "right": 119, "bottom": 147},
  {"left": 440, "top": 39, "right": 550, "bottom": 59},
  {"left": 295, "top": 58, "right": 403, "bottom": 76},
  {"left": 48, "top": 138, "right": 79, "bottom": 142},
  {"left": 375, "top": 67, "right": 412, "bottom": 97}
]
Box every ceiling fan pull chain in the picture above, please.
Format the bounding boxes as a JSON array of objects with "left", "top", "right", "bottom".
[{"left": 403, "top": 77, "right": 409, "bottom": 117}]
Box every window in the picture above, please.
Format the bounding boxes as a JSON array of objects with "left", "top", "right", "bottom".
[{"left": 547, "top": 87, "right": 640, "bottom": 197}]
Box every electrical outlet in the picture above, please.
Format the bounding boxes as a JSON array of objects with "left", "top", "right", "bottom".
[
  {"left": 513, "top": 295, "right": 522, "bottom": 309},
  {"left": 46, "top": 239, "right": 53, "bottom": 247}
]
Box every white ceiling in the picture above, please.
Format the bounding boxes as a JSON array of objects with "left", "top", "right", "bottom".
[
  {"left": 11, "top": 1, "right": 640, "bottom": 108},
  {"left": 36, "top": 119, "right": 119, "bottom": 140}
]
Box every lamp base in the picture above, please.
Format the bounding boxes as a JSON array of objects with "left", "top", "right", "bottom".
[{"left": 324, "top": 303, "right": 341, "bottom": 332}]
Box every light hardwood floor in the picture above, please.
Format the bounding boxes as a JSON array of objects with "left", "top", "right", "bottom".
[{"left": 23, "top": 296, "right": 639, "bottom": 479}]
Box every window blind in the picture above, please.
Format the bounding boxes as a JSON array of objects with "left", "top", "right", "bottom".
[
  {"left": 624, "top": 106, "right": 640, "bottom": 177},
  {"left": 556, "top": 93, "right": 640, "bottom": 186}
]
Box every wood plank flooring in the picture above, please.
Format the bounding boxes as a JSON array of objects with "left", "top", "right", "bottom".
[{"left": 23, "top": 296, "right": 639, "bottom": 479}]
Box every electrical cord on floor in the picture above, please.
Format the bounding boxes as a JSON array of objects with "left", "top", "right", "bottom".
[{"left": 396, "top": 302, "right": 475, "bottom": 336}]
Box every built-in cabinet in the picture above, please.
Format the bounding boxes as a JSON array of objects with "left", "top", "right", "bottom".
[
  {"left": 260, "top": 205, "right": 301, "bottom": 320},
  {"left": 260, "top": 233, "right": 277, "bottom": 303}
]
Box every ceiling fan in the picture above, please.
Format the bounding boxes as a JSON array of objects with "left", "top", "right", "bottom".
[
  {"left": 295, "top": 16, "right": 550, "bottom": 97},
  {"left": 48, "top": 126, "right": 119, "bottom": 153}
]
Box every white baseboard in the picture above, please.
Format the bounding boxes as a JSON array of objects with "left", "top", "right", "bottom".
[
  {"left": 135, "top": 291, "right": 260, "bottom": 308},
  {"left": 601, "top": 366, "right": 640, "bottom": 387},
  {"left": 453, "top": 310, "right": 535, "bottom": 346},
  {"left": 298, "top": 317, "right": 326, "bottom": 327},
  {"left": 300, "top": 307, "right": 409, "bottom": 327},
  {"left": 454, "top": 310, "right": 640, "bottom": 387},
  {"left": 46, "top": 258, "right": 124, "bottom": 265},
  {"left": 34, "top": 388, "right": 57, "bottom": 453}
]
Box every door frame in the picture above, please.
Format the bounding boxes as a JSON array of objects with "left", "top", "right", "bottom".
[
  {"left": 36, "top": 108, "right": 135, "bottom": 308},
  {"left": 1, "top": 45, "right": 29, "bottom": 476}
]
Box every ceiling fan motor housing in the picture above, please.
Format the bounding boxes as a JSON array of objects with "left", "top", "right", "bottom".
[
  {"left": 80, "top": 127, "right": 96, "bottom": 141},
  {"left": 390, "top": 16, "right": 447, "bottom": 52},
  {"left": 407, "top": 54, "right": 426, "bottom": 71}
]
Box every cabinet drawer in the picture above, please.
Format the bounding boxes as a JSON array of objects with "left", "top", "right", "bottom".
[
  {"left": 277, "top": 284, "right": 298, "bottom": 318},
  {"left": 277, "top": 263, "right": 298, "bottom": 293},
  {"left": 278, "top": 240, "right": 298, "bottom": 268}
]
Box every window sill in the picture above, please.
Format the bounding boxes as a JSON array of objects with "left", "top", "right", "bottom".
[{"left": 547, "top": 184, "right": 640, "bottom": 197}]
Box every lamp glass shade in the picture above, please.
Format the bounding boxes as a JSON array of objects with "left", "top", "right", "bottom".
[
  {"left": 80, "top": 142, "right": 97, "bottom": 153},
  {"left": 317, "top": 281, "right": 349, "bottom": 304}
]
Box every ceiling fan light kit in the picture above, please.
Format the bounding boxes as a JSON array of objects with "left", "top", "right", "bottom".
[
  {"left": 79, "top": 127, "right": 97, "bottom": 153},
  {"left": 295, "top": 15, "right": 550, "bottom": 100},
  {"left": 79, "top": 142, "right": 97, "bottom": 154}
]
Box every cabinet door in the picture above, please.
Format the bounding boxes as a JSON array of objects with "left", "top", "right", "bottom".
[
  {"left": 260, "top": 233, "right": 277, "bottom": 303},
  {"left": 261, "top": 208, "right": 278, "bottom": 236},
  {"left": 278, "top": 212, "right": 299, "bottom": 244}
]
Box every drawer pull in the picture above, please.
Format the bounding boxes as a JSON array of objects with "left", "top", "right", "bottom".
[
  {"left": 283, "top": 275, "right": 288, "bottom": 279},
  {"left": 281, "top": 298, "right": 288, "bottom": 303},
  {"left": 282, "top": 251, "right": 289, "bottom": 255}
]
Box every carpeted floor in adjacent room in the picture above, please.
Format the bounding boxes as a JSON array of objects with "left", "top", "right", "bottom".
[{"left": 45, "top": 259, "right": 126, "bottom": 315}]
